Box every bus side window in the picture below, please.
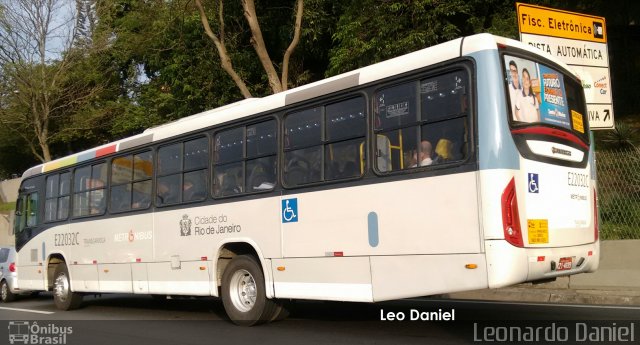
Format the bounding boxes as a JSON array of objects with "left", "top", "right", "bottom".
[
  {"left": 157, "top": 142, "right": 183, "bottom": 205},
  {"left": 58, "top": 172, "right": 71, "bottom": 219},
  {"left": 374, "top": 81, "right": 419, "bottom": 172},
  {"left": 13, "top": 196, "right": 24, "bottom": 234},
  {"left": 26, "top": 192, "right": 39, "bottom": 227},
  {"left": 373, "top": 70, "right": 470, "bottom": 173},
  {"left": 183, "top": 137, "right": 208, "bottom": 202},
  {"left": 45, "top": 172, "right": 71, "bottom": 222},
  {"left": 214, "top": 128, "right": 244, "bottom": 197},
  {"left": 284, "top": 107, "right": 322, "bottom": 186},
  {"left": 325, "top": 97, "right": 366, "bottom": 180},
  {"left": 112, "top": 150, "right": 154, "bottom": 211},
  {"left": 246, "top": 120, "right": 277, "bottom": 191},
  {"left": 72, "top": 163, "right": 107, "bottom": 217},
  {"left": 73, "top": 165, "right": 91, "bottom": 216}
]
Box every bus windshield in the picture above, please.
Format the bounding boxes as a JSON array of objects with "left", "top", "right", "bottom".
[{"left": 504, "top": 54, "right": 589, "bottom": 144}]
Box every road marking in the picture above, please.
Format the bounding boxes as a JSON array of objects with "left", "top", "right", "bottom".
[
  {"left": 0, "top": 306, "right": 54, "bottom": 314},
  {"left": 410, "top": 298, "right": 640, "bottom": 310}
]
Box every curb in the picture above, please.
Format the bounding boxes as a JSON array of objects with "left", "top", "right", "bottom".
[{"left": 444, "top": 287, "right": 640, "bottom": 306}]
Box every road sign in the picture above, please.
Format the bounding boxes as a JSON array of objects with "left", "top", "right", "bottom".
[{"left": 516, "top": 3, "right": 614, "bottom": 130}]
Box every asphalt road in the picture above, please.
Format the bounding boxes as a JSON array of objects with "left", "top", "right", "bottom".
[{"left": 0, "top": 293, "right": 639, "bottom": 345}]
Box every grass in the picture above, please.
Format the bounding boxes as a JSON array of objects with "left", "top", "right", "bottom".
[
  {"left": 0, "top": 201, "right": 15, "bottom": 213},
  {"left": 601, "top": 223, "right": 640, "bottom": 240}
]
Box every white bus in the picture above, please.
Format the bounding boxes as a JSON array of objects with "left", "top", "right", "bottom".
[{"left": 12, "top": 34, "right": 599, "bottom": 325}]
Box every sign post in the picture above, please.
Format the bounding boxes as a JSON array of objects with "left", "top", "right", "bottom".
[{"left": 516, "top": 3, "right": 614, "bottom": 130}]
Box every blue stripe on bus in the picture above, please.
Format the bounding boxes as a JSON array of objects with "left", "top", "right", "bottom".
[
  {"left": 467, "top": 49, "right": 520, "bottom": 171},
  {"left": 367, "top": 212, "right": 379, "bottom": 247}
]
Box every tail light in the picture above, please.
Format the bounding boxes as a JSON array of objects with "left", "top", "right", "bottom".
[
  {"left": 9, "top": 262, "right": 16, "bottom": 272},
  {"left": 501, "top": 178, "right": 524, "bottom": 247},
  {"left": 593, "top": 189, "right": 599, "bottom": 242}
]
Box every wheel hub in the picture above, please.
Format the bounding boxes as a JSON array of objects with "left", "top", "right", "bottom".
[
  {"left": 54, "top": 273, "right": 69, "bottom": 303},
  {"left": 229, "top": 269, "right": 257, "bottom": 312}
]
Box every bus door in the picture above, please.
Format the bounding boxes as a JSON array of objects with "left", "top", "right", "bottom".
[{"left": 14, "top": 178, "right": 46, "bottom": 290}]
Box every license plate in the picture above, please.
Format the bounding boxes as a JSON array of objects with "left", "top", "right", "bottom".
[{"left": 557, "top": 257, "right": 573, "bottom": 271}]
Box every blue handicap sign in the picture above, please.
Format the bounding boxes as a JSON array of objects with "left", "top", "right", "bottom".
[
  {"left": 528, "top": 173, "right": 539, "bottom": 193},
  {"left": 282, "top": 198, "right": 298, "bottom": 223}
]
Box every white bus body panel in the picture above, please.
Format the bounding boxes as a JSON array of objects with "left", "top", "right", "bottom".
[
  {"left": 147, "top": 261, "right": 211, "bottom": 295},
  {"left": 370, "top": 254, "right": 488, "bottom": 301},
  {"left": 70, "top": 265, "right": 99, "bottom": 292},
  {"left": 16, "top": 266, "right": 46, "bottom": 291},
  {"left": 131, "top": 263, "right": 148, "bottom": 294},
  {"left": 98, "top": 263, "right": 132, "bottom": 293},
  {"left": 518, "top": 159, "right": 594, "bottom": 247},
  {"left": 272, "top": 257, "right": 373, "bottom": 302},
  {"left": 282, "top": 171, "right": 481, "bottom": 258}
]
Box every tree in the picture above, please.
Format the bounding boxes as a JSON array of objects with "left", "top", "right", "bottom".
[
  {"left": 90, "top": 0, "right": 247, "bottom": 136},
  {"left": 0, "top": 0, "right": 106, "bottom": 162},
  {"left": 74, "top": 0, "right": 98, "bottom": 49},
  {"left": 327, "top": 0, "right": 517, "bottom": 76},
  {"left": 194, "top": 0, "right": 304, "bottom": 97}
]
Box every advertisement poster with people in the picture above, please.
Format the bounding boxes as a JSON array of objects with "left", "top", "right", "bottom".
[{"left": 505, "top": 55, "right": 571, "bottom": 129}]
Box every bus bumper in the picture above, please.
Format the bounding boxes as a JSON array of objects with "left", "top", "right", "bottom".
[{"left": 485, "top": 239, "right": 600, "bottom": 288}]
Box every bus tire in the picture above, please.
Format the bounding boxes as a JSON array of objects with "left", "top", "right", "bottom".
[
  {"left": 221, "top": 255, "right": 277, "bottom": 326},
  {"left": 53, "top": 264, "right": 83, "bottom": 310},
  {"left": 1, "top": 280, "right": 17, "bottom": 303}
]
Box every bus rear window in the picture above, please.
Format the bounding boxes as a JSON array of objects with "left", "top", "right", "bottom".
[{"left": 504, "top": 55, "right": 588, "bottom": 141}]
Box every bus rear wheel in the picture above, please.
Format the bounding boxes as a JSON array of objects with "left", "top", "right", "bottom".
[
  {"left": 221, "top": 255, "right": 279, "bottom": 326},
  {"left": 53, "top": 264, "right": 83, "bottom": 310}
]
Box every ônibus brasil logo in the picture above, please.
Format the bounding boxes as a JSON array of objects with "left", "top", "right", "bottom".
[{"left": 8, "top": 321, "right": 72, "bottom": 344}]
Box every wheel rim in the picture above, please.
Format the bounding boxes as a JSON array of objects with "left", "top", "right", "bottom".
[
  {"left": 1, "top": 282, "right": 7, "bottom": 301},
  {"left": 54, "top": 272, "right": 69, "bottom": 303},
  {"left": 229, "top": 269, "right": 257, "bottom": 312}
]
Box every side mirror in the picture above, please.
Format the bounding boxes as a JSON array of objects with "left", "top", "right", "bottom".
[{"left": 14, "top": 210, "right": 22, "bottom": 216}]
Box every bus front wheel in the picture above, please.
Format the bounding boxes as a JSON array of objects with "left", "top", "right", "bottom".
[
  {"left": 221, "top": 255, "right": 279, "bottom": 326},
  {"left": 53, "top": 264, "right": 83, "bottom": 310}
]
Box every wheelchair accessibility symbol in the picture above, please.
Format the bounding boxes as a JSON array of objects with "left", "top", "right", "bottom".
[
  {"left": 282, "top": 198, "right": 298, "bottom": 223},
  {"left": 528, "top": 173, "right": 539, "bottom": 193}
]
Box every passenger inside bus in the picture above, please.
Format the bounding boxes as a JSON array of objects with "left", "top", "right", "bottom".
[
  {"left": 433, "top": 138, "right": 454, "bottom": 164},
  {"left": 410, "top": 140, "right": 433, "bottom": 167},
  {"left": 157, "top": 181, "right": 178, "bottom": 204},
  {"left": 183, "top": 175, "right": 206, "bottom": 201},
  {"left": 248, "top": 160, "right": 275, "bottom": 191},
  {"left": 215, "top": 168, "right": 243, "bottom": 196}
]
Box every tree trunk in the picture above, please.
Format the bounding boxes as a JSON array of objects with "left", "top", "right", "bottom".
[
  {"left": 281, "top": 0, "right": 303, "bottom": 91},
  {"left": 195, "top": 0, "right": 253, "bottom": 98},
  {"left": 242, "top": 0, "right": 283, "bottom": 94}
]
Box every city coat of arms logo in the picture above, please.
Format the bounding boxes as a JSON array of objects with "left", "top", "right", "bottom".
[{"left": 179, "top": 214, "right": 192, "bottom": 236}]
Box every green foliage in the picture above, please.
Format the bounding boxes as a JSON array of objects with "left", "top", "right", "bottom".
[
  {"left": 601, "top": 223, "right": 640, "bottom": 240},
  {"left": 599, "top": 193, "right": 640, "bottom": 240},
  {"left": 0, "top": 201, "right": 15, "bottom": 213},
  {"left": 600, "top": 121, "right": 638, "bottom": 150},
  {"left": 327, "top": 0, "right": 517, "bottom": 76},
  {"left": 596, "top": 148, "right": 640, "bottom": 240},
  {"left": 0, "top": 126, "right": 38, "bottom": 179}
]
